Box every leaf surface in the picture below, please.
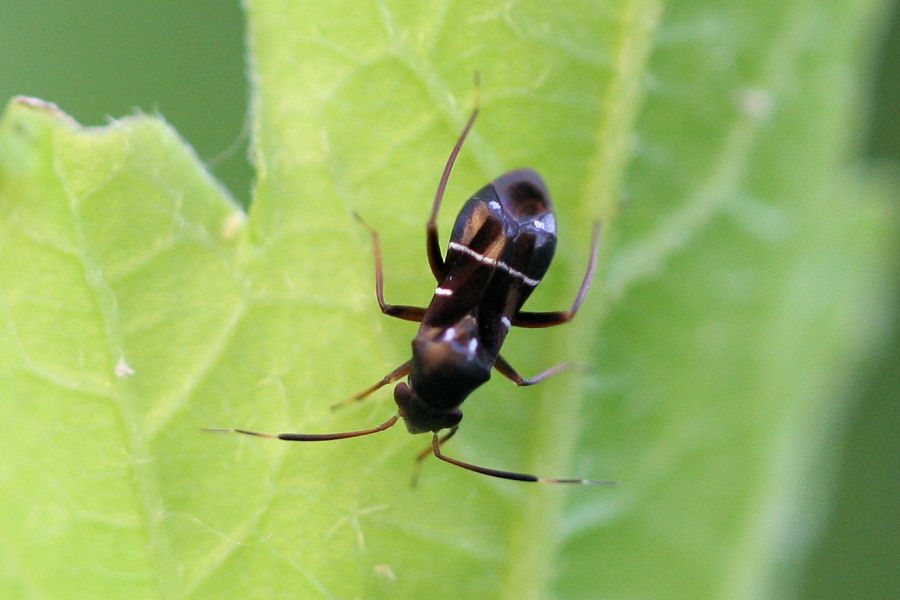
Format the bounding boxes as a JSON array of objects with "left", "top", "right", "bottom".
[{"left": 0, "top": 1, "right": 896, "bottom": 598}]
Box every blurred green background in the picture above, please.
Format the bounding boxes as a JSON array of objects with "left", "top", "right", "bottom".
[
  {"left": 0, "top": 2, "right": 896, "bottom": 598},
  {"left": 0, "top": 2, "right": 251, "bottom": 206}
]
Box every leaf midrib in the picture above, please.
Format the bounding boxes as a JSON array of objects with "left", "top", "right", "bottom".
[{"left": 500, "top": 1, "right": 663, "bottom": 597}]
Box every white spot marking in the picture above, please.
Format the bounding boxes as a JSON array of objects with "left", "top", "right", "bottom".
[
  {"left": 467, "top": 338, "right": 478, "bottom": 356},
  {"left": 442, "top": 327, "right": 457, "bottom": 342},
  {"left": 434, "top": 287, "right": 453, "bottom": 296},
  {"left": 449, "top": 241, "right": 497, "bottom": 266},
  {"left": 534, "top": 220, "right": 544, "bottom": 231},
  {"left": 488, "top": 200, "right": 501, "bottom": 211},
  {"left": 501, "top": 316, "right": 511, "bottom": 330},
  {"left": 506, "top": 265, "right": 540, "bottom": 287},
  {"left": 448, "top": 241, "right": 540, "bottom": 286}
]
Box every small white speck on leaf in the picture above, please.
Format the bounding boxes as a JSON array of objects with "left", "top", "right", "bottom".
[
  {"left": 374, "top": 564, "right": 396, "bottom": 581},
  {"left": 115, "top": 356, "right": 135, "bottom": 378},
  {"left": 221, "top": 212, "right": 246, "bottom": 240},
  {"left": 736, "top": 88, "right": 775, "bottom": 119}
]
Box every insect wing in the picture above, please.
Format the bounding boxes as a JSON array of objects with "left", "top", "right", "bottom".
[
  {"left": 474, "top": 170, "right": 559, "bottom": 356},
  {"left": 493, "top": 169, "right": 557, "bottom": 286},
  {"left": 423, "top": 196, "right": 509, "bottom": 327},
  {"left": 481, "top": 169, "right": 558, "bottom": 311}
]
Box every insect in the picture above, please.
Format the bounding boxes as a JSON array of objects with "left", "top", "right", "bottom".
[{"left": 208, "top": 92, "right": 610, "bottom": 485}]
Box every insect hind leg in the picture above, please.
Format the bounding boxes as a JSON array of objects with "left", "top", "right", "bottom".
[{"left": 426, "top": 74, "right": 481, "bottom": 282}]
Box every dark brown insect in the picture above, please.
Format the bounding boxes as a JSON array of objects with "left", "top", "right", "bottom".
[{"left": 208, "top": 92, "right": 610, "bottom": 485}]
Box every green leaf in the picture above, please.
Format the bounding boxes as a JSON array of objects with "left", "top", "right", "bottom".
[{"left": 0, "top": 2, "right": 896, "bottom": 599}]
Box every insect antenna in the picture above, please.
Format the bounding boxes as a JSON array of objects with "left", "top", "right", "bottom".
[
  {"left": 201, "top": 413, "right": 400, "bottom": 441},
  {"left": 410, "top": 427, "right": 459, "bottom": 487},
  {"left": 429, "top": 432, "right": 617, "bottom": 485}
]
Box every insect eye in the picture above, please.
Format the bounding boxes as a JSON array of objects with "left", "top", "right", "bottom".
[{"left": 393, "top": 382, "right": 414, "bottom": 404}]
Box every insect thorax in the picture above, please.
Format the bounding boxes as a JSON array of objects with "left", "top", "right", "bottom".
[{"left": 407, "top": 320, "right": 492, "bottom": 413}]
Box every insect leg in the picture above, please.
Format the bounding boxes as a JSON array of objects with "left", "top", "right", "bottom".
[
  {"left": 512, "top": 221, "right": 602, "bottom": 328},
  {"left": 354, "top": 213, "right": 427, "bottom": 322},
  {"left": 410, "top": 426, "right": 458, "bottom": 487},
  {"left": 493, "top": 354, "right": 571, "bottom": 386},
  {"left": 202, "top": 413, "right": 401, "bottom": 441},
  {"left": 331, "top": 359, "right": 413, "bottom": 410},
  {"left": 426, "top": 76, "right": 481, "bottom": 282}
]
